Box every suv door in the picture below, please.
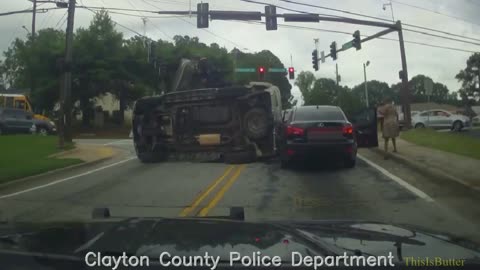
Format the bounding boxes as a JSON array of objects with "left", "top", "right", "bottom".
[
  {"left": 2, "top": 109, "right": 19, "bottom": 131},
  {"left": 349, "top": 108, "right": 378, "bottom": 147},
  {"left": 14, "top": 110, "right": 34, "bottom": 133}
]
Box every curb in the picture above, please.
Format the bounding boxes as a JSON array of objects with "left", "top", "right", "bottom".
[
  {"left": 0, "top": 156, "right": 113, "bottom": 191},
  {"left": 369, "top": 147, "right": 480, "bottom": 192},
  {"left": 48, "top": 148, "right": 80, "bottom": 158}
]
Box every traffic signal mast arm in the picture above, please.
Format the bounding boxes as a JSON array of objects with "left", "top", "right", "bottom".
[{"left": 327, "top": 27, "right": 398, "bottom": 59}]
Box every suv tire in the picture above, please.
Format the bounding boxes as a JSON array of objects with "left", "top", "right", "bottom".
[
  {"left": 135, "top": 143, "right": 168, "bottom": 163},
  {"left": 37, "top": 126, "right": 48, "bottom": 136}
]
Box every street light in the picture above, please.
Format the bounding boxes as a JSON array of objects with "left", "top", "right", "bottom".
[
  {"left": 382, "top": 1, "right": 395, "bottom": 22},
  {"left": 363, "top": 61, "right": 370, "bottom": 107},
  {"left": 22, "top": 25, "right": 31, "bottom": 35}
]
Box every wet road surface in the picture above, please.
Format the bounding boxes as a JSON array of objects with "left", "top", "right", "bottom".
[{"left": 1, "top": 139, "right": 479, "bottom": 242}]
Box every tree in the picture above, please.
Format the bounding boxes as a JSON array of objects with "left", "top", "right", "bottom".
[
  {"left": 352, "top": 80, "right": 395, "bottom": 107},
  {"left": 456, "top": 53, "right": 480, "bottom": 104},
  {"left": 1, "top": 29, "right": 65, "bottom": 112},
  {"left": 233, "top": 49, "right": 292, "bottom": 107},
  {"left": 294, "top": 71, "right": 315, "bottom": 100}
]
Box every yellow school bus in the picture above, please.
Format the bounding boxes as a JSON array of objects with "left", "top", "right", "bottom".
[{"left": 0, "top": 94, "right": 51, "bottom": 121}]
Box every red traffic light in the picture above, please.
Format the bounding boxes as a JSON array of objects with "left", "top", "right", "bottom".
[
  {"left": 288, "top": 67, "right": 294, "bottom": 73},
  {"left": 258, "top": 67, "right": 265, "bottom": 73}
]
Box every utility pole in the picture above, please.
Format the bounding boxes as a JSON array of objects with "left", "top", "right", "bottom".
[
  {"left": 59, "top": 0, "right": 76, "bottom": 147},
  {"left": 397, "top": 21, "right": 411, "bottom": 129},
  {"left": 335, "top": 63, "right": 339, "bottom": 86},
  {"left": 31, "top": 0, "right": 37, "bottom": 39},
  {"left": 363, "top": 61, "right": 370, "bottom": 107}
]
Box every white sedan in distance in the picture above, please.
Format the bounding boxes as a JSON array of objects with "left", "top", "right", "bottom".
[{"left": 412, "top": 110, "right": 471, "bottom": 131}]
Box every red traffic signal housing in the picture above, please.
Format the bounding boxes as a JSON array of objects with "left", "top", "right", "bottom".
[
  {"left": 258, "top": 66, "right": 265, "bottom": 80},
  {"left": 288, "top": 67, "right": 295, "bottom": 79}
]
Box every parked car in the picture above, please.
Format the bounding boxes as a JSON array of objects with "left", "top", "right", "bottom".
[
  {"left": 0, "top": 108, "right": 37, "bottom": 135},
  {"left": 33, "top": 118, "right": 57, "bottom": 135},
  {"left": 278, "top": 105, "right": 378, "bottom": 168},
  {"left": 412, "top": 109, "right": 471, "bottom": 131}
]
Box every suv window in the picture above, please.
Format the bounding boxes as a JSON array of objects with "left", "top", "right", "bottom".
[
  {"left": 294, "top": 107, "right": 346, "bottom": 121},
  {"left": 2, "top": 109, "right": 16, "bottom": 117}
]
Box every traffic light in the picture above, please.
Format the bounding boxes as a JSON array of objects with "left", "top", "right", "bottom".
[
  {"left": 265, "top": 5, "right": 277, "bottom": 31},
  {"left": 258, "top": 66, "right": 266, "bottom": 80},
  {"left": 197, "top": 3, "right": 209, "bottom": 28},
  {"left": 352, "top": 30, "right": 361, "bottom": 50},
  {"left": 288, "top": 67, "right": 295, "bottom": 79},
  {"left": 312, "top": 49, "right": 319, "bottom": 71},
  {"left": 330, "top": 41, "right": 337, "bottom": 60}
]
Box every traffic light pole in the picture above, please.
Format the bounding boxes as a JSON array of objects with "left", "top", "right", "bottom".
[{"left": 397, "top": 22, "right": 411, "bottom": 128}]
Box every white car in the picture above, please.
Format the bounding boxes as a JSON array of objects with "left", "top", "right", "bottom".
[{"left": 412, "top": 109, "right": 471, "bottom": 131}]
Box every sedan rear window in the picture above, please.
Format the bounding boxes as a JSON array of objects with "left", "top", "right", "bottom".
[{"left": 294, "top": 107, "right": 345, "bottom": 121}]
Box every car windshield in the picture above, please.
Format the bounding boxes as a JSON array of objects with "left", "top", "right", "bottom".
[{"left": 1, "top": 0, "right": 480, "bottom": 266}]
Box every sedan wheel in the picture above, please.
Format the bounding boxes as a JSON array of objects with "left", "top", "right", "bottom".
[{"left": 453, "top": 121, "right": 463, "bottom": 131}]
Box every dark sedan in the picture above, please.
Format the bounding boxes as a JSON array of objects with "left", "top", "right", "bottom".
[{"left": 279, "top": 105, "right": 377, "bottom": 168}]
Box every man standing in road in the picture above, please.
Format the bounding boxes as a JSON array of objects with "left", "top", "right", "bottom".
[{"left": 378, "top": 97, "right": 399, "bottom": 158}]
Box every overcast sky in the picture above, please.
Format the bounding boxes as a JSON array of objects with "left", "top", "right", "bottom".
[{"left": 1, "top": 0, "right": 479, "bottom": 102}]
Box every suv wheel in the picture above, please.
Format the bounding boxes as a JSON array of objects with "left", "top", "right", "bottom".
[
  {"left": 38, "top": 127, "right": 48, "bottom": 136},
  {"left": 453, "top": 121, "right": 463, "bottom": 131},
  {"left": 415, "top": 123, "right": 425, "bottom": 129},
  {"left": 135, "top": 142, "right": 168, "bottom": 163},
  {"left": 0, "top": 126, "right": 3, "bottom": 135}
]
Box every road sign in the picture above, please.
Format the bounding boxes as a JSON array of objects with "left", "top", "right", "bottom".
[
  {"left": 320, "top": 51, "right": 325, "bottom": 63},
  {"left": 342, "top": 40, "right": 353, "bottom": 50},
  {"left": 235, "top": 68, "right": 256, "bottom": 72},
  {"left": 269, "top": 68, "right": 287, "bottom": 72},
  {"left": 424, "top": 78, "right": 433, "bottom": 95}
]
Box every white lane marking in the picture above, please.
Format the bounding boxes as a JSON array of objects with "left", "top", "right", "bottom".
[
  {"left": 358, "top": 154, "right": 435, "bottom": 203},
  {"left": 103, "top": 139, "right": 131, "bottom": 146},
  {"left": 0, "top": 157, "right": 137, "bottom": 200}
]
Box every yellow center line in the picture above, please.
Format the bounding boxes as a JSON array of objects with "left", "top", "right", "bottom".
[
  {"left": 178, "top": 165, "right": 236, "bottom": 217},
  {"left": 197, "top": 164, "right": 247, "bottom": 217}
]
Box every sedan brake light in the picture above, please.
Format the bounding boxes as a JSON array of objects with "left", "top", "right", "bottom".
[
  {"left": 342, "top": 124, "right": 353, "bottom": 137},
  {"left": 286, "top": 125, "right": 304, "bottom": 137}
]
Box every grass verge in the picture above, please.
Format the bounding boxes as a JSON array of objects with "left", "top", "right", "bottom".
[
  {"left": 0, "top": 135, "right": 83, "bottom": 184},
  {"left": 401, "top": 129, "right": 480, "bottom": 160}
]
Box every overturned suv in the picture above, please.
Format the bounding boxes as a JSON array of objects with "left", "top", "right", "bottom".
[{"left": 132, "top": 79, "right": 283, "bottom": 164}]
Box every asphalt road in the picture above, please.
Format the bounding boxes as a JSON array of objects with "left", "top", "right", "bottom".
[{"left": 1, "top": 139, "right": 479, "bottom": 242}]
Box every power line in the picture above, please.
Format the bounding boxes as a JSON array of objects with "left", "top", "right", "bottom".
[
  {"left": 102, "top": 10, "right": 190, "bottom": 19},
  {"left": 54, "top": 10, "right": 68, "bottom": 28},
  {"left": 390, "top": 0, "right": 480, "bottom": 27},
  {"left": 277, "top": 0, "right": 480, "bottom": 45},
  {"left": 238, "top": 0, "right": 344, "bottom": 18},
  {"left": 231, "top": 20, "right": 478, "bottom": 53},
  {"left": 403, "top": 28, "right": 480, "bottom": 46},
  {"left": 84, "top": 7, "right": 145, "bottom": 37}
]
